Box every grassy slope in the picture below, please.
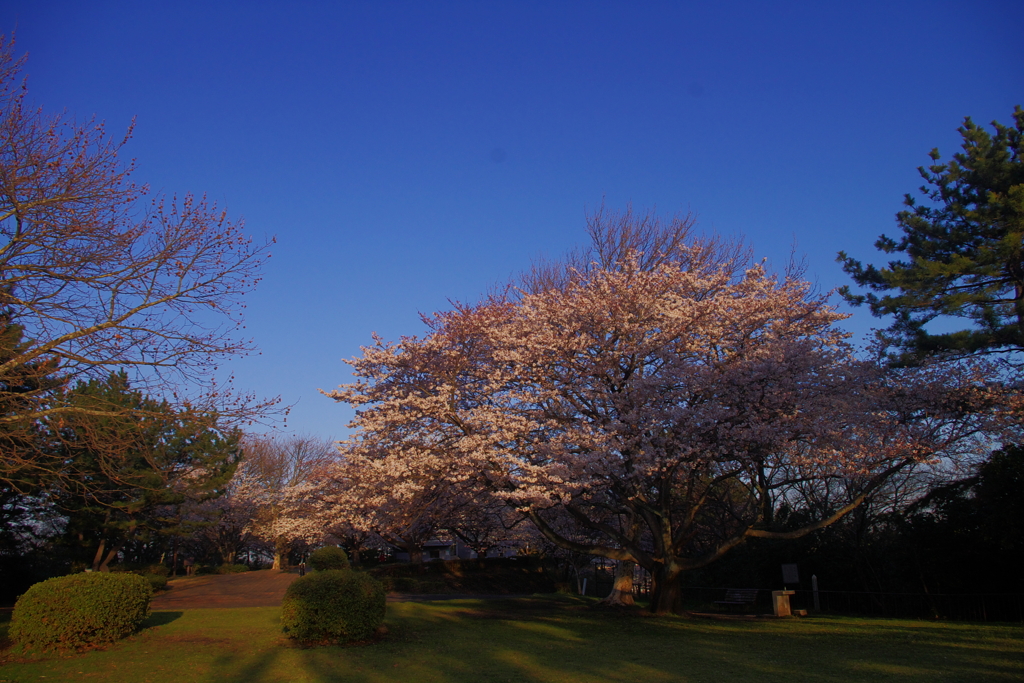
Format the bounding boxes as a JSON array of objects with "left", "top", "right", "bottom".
[{"left": 0, "top": 596, "right": 1022, "bottom": 683}]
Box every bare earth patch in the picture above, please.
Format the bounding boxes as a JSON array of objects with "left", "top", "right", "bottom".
[{"left": 150, "top": 570, "right": 298, "bottom": 610}]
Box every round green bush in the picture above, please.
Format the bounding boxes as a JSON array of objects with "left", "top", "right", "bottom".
[
  {"left": 281, "top": 569, "right": 385, "bottom": 643},
  {"left": 307, "top": 546, "right": 350, "bottom": 572},
  {"left": 145, "top": 574, "right": 168, "bottom": 591},
  {"left": 10, "top": 572, "right": 151, "bottom": 652}
]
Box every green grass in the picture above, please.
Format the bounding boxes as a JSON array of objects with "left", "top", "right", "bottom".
[{"left": 1, "top": 596, "right": 1022, "bottom": 682}]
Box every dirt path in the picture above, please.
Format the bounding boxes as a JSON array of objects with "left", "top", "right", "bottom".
[
  {"left": 150, "top": 570, "right": 298, "bottom": 610},
  {"left": 149, "top": 571, "right": 528, "bottom": 610}
]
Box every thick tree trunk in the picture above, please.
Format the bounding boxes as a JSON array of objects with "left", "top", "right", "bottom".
[
  {"left": 649, "top": 563, "right": 685, "bottom": 614},
  {"left": 394, "top": 536, "right": 425, "bottom": 564},
  {"left": 599, "top": 560, "right": 636, "bottom": 607},
  {"left": 272, "top": 537, "right": 289, "bottom": 570}
]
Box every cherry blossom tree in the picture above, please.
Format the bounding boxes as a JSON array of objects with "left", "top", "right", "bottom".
[
  {"left": 318, "top": 444, "right": 477, "bottom": 564},
  {"left": 236, "top": 434, "right": 338, "bottom": 569},
  {"left": 324, "top": 302, "right": 523, "bottom": 564},
  {"left": 329, "top": 210, "right": 1017, "bottom": 613},
  {"left": 442, "top": 493, "right": 530, "bottom": 561}
]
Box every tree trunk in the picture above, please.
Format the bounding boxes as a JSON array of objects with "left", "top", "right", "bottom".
[
  {"left": 221, "top": 547, "right": 236, "bottom": 565},
  {"left": 599, "top": 560, "right": 636, "bottom": 607},
  {"left": 649, "top": 563, "right": 685, "bottom": 614},
  {"left": 93, "top": 542, "right": 121, "bottom": 572},
  {"left": 473, "top": 546, "right": 491, "bottom": 567},
  {"left": 272, "top": 537, "right": 289, "bottom": 570},
  {"left": 91, "top": 539, "right": 107, "bottom": 572}
]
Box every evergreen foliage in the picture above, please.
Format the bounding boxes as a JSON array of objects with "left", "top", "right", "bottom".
[
  {"left": 0, "top": 312, "right": 64, "bottom": 484},
  {"left": 50, "top": 371, "right": 242, "bottom": 571},
  {"left": 307, "top": 545, "right": 350, "bottom": 571},
  {"left": 281, "top": 569, "right": 385, "bottom": 644},
  {"left": 839, "top": 106, "right": 1024, "bottom": 361},
  {"left": 899, "top": 443, "right": 1024, "bottom": 591},
  {"left": 10, "top": 572, "right": 151, "bottom": 652},
  {"left": 688, "top": 445, "right": 1024, "bottom": 604}
]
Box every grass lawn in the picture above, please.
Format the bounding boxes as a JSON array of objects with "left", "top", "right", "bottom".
[{"left": 0, "top": 596, "right": 1021, "bottom": 682}]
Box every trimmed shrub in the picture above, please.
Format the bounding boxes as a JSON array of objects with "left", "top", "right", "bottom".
[
  {"left": 216, "top": 564, "right": 250, "bottom": 574},
  {"left": 282, "top": 569, "right": 385, "bottom": 644},
  {"left": 144, "top": 574, "right": 168, "bottom": 591},
  {"left": 10, "top": 572, "right": 151, "bottom": 652},
  {"left": 307, "top": 546, "right": 350, "bottom": 572}
]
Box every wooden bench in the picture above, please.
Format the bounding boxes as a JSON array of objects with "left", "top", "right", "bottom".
[{"left": 714, "top": 588, "right": 758, "bottom": 612}]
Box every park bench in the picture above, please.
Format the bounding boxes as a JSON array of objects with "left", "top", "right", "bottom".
[{"left": 714, "top": 588, "right": 759, "bottom": 612}]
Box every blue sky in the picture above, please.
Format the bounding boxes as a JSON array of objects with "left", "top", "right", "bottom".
[{"left": 4, "top": 1, "right": 1022, "bottom": 441}]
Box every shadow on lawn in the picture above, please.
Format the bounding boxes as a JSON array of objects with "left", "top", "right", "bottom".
[
  {"left": 145, "top": 611, "right": 183, "bottom": 628},
  {"left": 209, "top": 649, "right": 282, "bottom": 683},
  {"left": 199, "top": 600, "right": 1024, "bottom": 683}
]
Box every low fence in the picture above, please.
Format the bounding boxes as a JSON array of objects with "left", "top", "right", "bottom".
[{"left": 652, "top": 584, "right": 1024, "bottom": 623}]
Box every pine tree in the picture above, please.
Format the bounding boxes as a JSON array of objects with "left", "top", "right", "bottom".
[
  {"left": 839, "top": 106, "right": 1024, "bottom": 361},
  {"left": 0, "top": 310, "right": 63, "bottom": 493},
  {"left": 51, "top": 372, "right": 241, "bottom": 571}
]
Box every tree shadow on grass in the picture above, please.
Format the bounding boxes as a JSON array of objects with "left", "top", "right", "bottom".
[
  {"left": 191, "top": 599, "right": 1024, "bottom": 683},
  {"left": 208, "top": 648, "right": 282, "bottom": 683},
  {"left": 145, "top": 611, "right": 183, "bottom": 628}
]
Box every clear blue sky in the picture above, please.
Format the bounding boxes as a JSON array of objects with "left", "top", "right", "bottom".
[{"left": 5, "top": 1, "right": 1022, "bottom": 441}]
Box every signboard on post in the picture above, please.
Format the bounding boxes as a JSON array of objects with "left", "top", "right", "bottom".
[{"left": 781, "top": 563, "right": 799, "bottom": 586}]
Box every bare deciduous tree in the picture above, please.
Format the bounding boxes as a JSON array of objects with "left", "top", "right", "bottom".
[
  {"left": 0, "top": 37, "right": 274, "bottom": 489},
  {"left": 0, "top": 36, "right": 272, "bottom": 421}
]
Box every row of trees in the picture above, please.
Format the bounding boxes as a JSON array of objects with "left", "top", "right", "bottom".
[{"left": 1, "top": 430, "right": 340, "bottom": 598}]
